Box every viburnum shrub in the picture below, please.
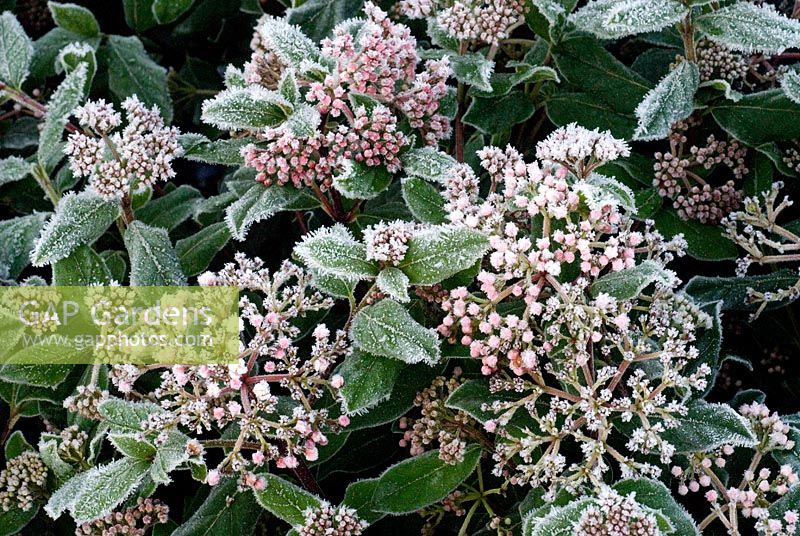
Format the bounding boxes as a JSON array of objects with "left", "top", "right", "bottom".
[{"left": 6, "top": 1, "right": 800, "bottom": 535}]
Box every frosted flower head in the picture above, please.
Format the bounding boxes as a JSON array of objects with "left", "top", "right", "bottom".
[
  {"left": 536, "top": 123, "right": 631, "bottom": 177},
  {"left": 297, "top": 502, "right": 368, "bottom": 536},
  {"left": 72, "top": 99, "right": 121, "bottom": 133},
  {"left": 574, "top": 488, "right": 660, "bottom": 536},
  {"left": 0, "top": 452, "right": 48, "bottom": 512},
  {"left": 364, "top": 220, "right": 416, "bottom": 266}
]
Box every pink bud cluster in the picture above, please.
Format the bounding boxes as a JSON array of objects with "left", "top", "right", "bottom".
[
  {"left": 436, "top": 0, "right": 527, "bottom": 46},
  {"left": 242, "top": 130, "right": 335, "bottom": 189},
  {"left": 326, "top": 105, "right": 409, "bottom": 172},
  {"left": 574, "top": 487, "right": 659, "bottom": 536}
]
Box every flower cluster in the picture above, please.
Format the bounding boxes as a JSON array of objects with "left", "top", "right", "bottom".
[
  {"left": 75, "top": 498, "right": 169, "bottom": 536},
  {"left": 0, "top": 451, "right": 48, "bottom": 512},
  {"left": 536, "top": 123, "right": 631, "bottom": 178},
  {"left": 407, "top": 0, "right": 526, "bottom": 46},
  {"left": 574, "top": 488, "right": 659, "bottom": 536},
  {"left": 64, "top": 96, "right": 182, "bottom": 199},
  {"left": 326, "top": 105, "right": 408, "bottom": 172},
  {"left": 297, "top": 503, "right": 368, "bottom": 536},
  {"left": 243, "top": 130, "right": 334, "bottom": 189},
  {"left": 696, "top": 38, "right": 749, "bottom": 83},
  {"left": 654, "top": 122, "right": 748, "bottom": 224},
  {"left": 364, "top": 219, "right": 416, "bottom": 266}
]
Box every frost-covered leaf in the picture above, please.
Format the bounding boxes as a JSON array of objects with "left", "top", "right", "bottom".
[
  {"left": 225, "top": 183, "right": 319, "bottom": 241},
  {"left": 295, "top": 224, "right": 378, "bottom": 281},
  {"left": 652, "top": 209, "right": 737, "bottom": 261},
  {"left": 285, "top": 104, "right": 321, "bottom": 138},
  {"left": 0, "top": 364, "right": 72, "bottom": 387},
  {"left": 32, "top": 191, "right": 119, "bottom": 266},
  {"left": 523, "top": 499, "right": 591, "bottom": 536},
  {"left": 53, "top": 245, "right": 112, "bottom": 285},
  {"left": 4, "top": 431, "right": 32, "bottom": 460},
  {"left": 176, "top": 223, "right": 231, "bottom": 277},
  {"left": 450, "top": 53, "right": 494, "bottom": 93},
  {"left": 338, "top": 349, "right": 404, "bottom": 414},
  {"left": 634, "top": 60, "right": 698, "bottom": 141},
  {"left": 530, "top": 0, "right": 569, "bottom": 26},
  {"left": 782, "top": 70, "right": 800, "bottom": 105},
  {"left": 201, "top": 86, "right": 292, "bottom": 131},
  {"left": 712, "top": 90, "right": 800, "bottom": 146},
  {"left": 287, "top": 0, "right": 364, "bottom": 42},
  {"left": 39, "top": 438, "right": 75, "bottom": 481},
  {"left": 662, "top": 400, "right": 757, "bottom": 453},
  {"left": 0, "top": 11, "right": 33, "bottom": 88},
  {"left": 178, "top": 134, "right": 254, "bottom": 166},
  {"left": 137, "top": 185, "right": 202, "bottom": 230},
  {"left": 685, "top": 270, "right": 800, "bottom": 311},
  {"left": 400, "top": 147, "right": 457, "bottom": 184},
  {"left": 350, "top": 299, "right": 440, "bottom": 365},
  {"left": 69, "top": 457, "right": 151, "bottom": 523},
  {"left": 48, "top": 2, "right": 100, "bottom": 37},
  {"left": 124, "top": 220, "right": 187, "bottom": 286},
  {"left": 257, "top": 16, "right": 325, "bottom": 70},
  {"left": 0, "top": 156, "right": 31, "bottom": 187},
  {"left": 98, "top": 398, "right": 167, "bottom": 432},
  {"left": 589, "top": 260, "right": 673, "bottom": 300},
  {"left": 398, "top": 225, "right": 488, "bottom": 285},
  {"left": 614, "top": 480, "right": 698, "bottom": 534},
  {"left": 570, "top": 0, "right": 687, "bottom": 40},
  {"left": 152, "top": 0, "right": 195, "bottom": 25},
  {"left": 372, "top": 445, "right": 480, "bottom": 514},
  {"left": 401, "top": 177, "right": 447, "bottom": 225},
  {"left": 173, "top": 477, "right": 261, "bottom": 536},
  {"left": 580, "top": 173, "right": 637, "bottom": 213},
  {"left": 109, "top": 433, "right": 157, "bottom": 460},
  {"left": 309, "top": 268, "right": 356, "bottom": 299},
  {"left": 253, "top": 473, "right": 322, "bottom": 525},
  {"left": 37, "top": 62, "right": 87, "bottom": 167},
  {"left": 343, "top": 478, "right": 383, "bottom": 524},
  {"left": 697, "top": 2, "right": 800, "bottom": 54},
  {"left": 56, "top": 42, "right": 96, "bottom": 93},
  {"left": 105, "top": 35, "right": 172, "bottom": 123},
  {"left": 150, "top": 429, "right": 190, "bottom": 484},
  {"left": 0, "top": 505, "right": 37, "bottom": 536},
  {"left": 463, "top": 91, "right": 535, "bottom": 135},
  {"left": 333, "top": 160, "right": 392, "bottom": 200},
  {"left": 0, "top": 212, "right": 48, "bottom": 278},
  {"left": 698, "top": 79, "right": 743, "bottom": 102},
  {"left": 376, "top": 267, "right": 410, "bottom": 303}
]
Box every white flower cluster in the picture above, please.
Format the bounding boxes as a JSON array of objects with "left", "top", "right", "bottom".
[
  {"left": 574, "top": 488, "right": 660, "bottom": 536},
  {"left": 64, "top": 96, "right": 182, "bottom": 199},
  {"left": 363, "top": 220, "right": 416, "bottom": 266},
  {"left": 535, "top": 122, "right": 631, "bottom": 178}
]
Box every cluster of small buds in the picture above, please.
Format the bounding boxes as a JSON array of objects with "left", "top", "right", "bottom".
[
  {"left": 326, "top": 105, "right": 409, "bottom": 171},
  {"left": 696, "top": 38, "right": 749, "bottom": 82},
  {"left": 756, "top": 511, "right": 799, "bottom": 536},
  {"left": 65, "top": 96, "right": 182, "bottom": 199},
  {"left": 109, "top": 364, "right": 145, "bottom": 394},
  {"left": 573, "top": 488, "right": 659, "bottom": 536},
  {"left": 654, "top": 129, "right": 748, "bottom": 224},
  {"left": 398, "top": 373, "right": 476, "bottom": 464},
  {"left": 415, "top": 283, "right": 450, "bottom": 304},
  {"left": 436, "top": 0, "right": 527, "bottom": 45},
  {"left": 396, "top": 0, "right": 436, "bottom": 18},
  {"left": 242, "top": 131, "right": 335, "bottom": 189},
  {"left": 672, "top": 445, "right": 733, "bottom": 496},
  {"left": 442, "top": 163, "right": 481, "bottom": 206},
  {"left": 783, "top": 147, "right": 800, "bottom": 173},
  {"left": 0, "top": 452, "right": 48, "bottom": 512},
  {"left": 242, "top": 15, "right": 285, "bottom": 89},
  {"left": 297, "top": 502, "right": 368, "bottom": 536},
  {"left": 56, "top": 425, "right": 89, "bottom": 465},
  {"left": 63, "top": 385, "right": 109, "bottom": 420},
  {"left": 75, "top": 497, "right": 169, "bottom": 536},
  {"left": 363, "top": 220, "right": 416, "bottom": 265},
  {"left": 535, "top": 123, "right": 631, "bottom": 178},
  {"left": 740, "top": 402, "right": 796, "bottom": 452},
  {"left": 395, "top": 58, "right": 452, "bottom": 145}
]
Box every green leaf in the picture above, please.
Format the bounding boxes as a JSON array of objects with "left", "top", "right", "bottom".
[
  {"left": 37, "top": 63, "right": 87, "bottom": 167},
  {"left": 652, "top": 209, "right": 737, "bottom": 261},
  {"left": 0, "top": 212, "right": 48, "bottom": 279},
  {"left": 589, "top": 260, "right": 672, "bottom": 299},
  {"left": 685, "top": 270, "right": 800, "bottom": 311},
  {"left": 769, "top": 482, "right": 800, "bottom": 521},
  {"left": 634, "top": 60, "right": 699, "bottom": 141},
  {"left": 225, "top": 183, "right": 318, "bottom": 241},
  {"left": 613, "top": 479, "right": 699, "bottom": 536},
  {"left": 398, "top": 226, "right": 488, "bottom": 285},
  {"left": 176, "top": 222, "right": 231, "bottom": 277},
  {"left": 338, "top": 349, "right": 404, "bottom": 414},
  {"left": 342, "top": 478, "right": 383, "bottom": 524},
  {"left": 0, "top": 11, "right": 33, "bottom": 88},
  {"left": 53, "top": 245, "right": 112, "bottom": 285},
  {"left": 105, "top": 35, "right": 172, "bottom": 123},
  {"left": 546, "top": 91, "right": 637, "bottom": 139},
  {"left": 783, "top": 70, "right": 800, "bottom": 105},
  {"left": 4, "top": 430, "right": 32, "bottom": 460},
  {"left": 124, "top": 220, "right": 187, "bottom": 286},
  {"left": 150, "top": 429, "right": 190, "bottom": 484},
  {"left": 401, "top": 177, "right": 447, "bottom": 224},
  {"left": 98, "top": 398, "right": 167, "bottom": 432},
  {"left": 108, "top": 433, "right": 157, "bottom": 459},
  {"left": 285, "top": 104, "right": 322, "bottom": 138},
  {"left": 0, "top": 157, "right": 30, "bottom": 187},
  {"left": 401, "top": 147, "right": 457, "bottom": 184},
  {"left": 32, "top": 191, "right": 119, "bottom": 266},
  {"left": 286, "top": 0, "right": 364, "bottom": 42},
  {"left": 173, "top": 477, "right": 261, "bottom": 536},
  {"left": 122, "top": 0, "right": 158, "bottom": 32},
  {"left": 570, "top": 0, "right": 687, "bottom": 39},
  {"left": 294, "top": 224, "right": 378, "bottom": 281},
  {"left": 376, "top": 267, "right": 410, "bottom": 303},
  {"left": 333, "top": 160, "right": 393, "bottom": 200},
  {"left": 39, "top": 438, "right": 75, "bottom": 481},
  {"left": 178, "top": 134, "right": 254, "bottom": 166},
  {"left": 350, "top": 299, "right": 440, "bottom": 365},
  {"left": 662, "top": 400, "right": 757, "bottom": 453},
  {"left": 450, "top": 53, "right": 495, "bottom": 92},
  {"left": 68, "top": 457, "right": 152, "bottom": 523},
  {"left": 253, "top": 473, "right": 322, "bottom": 525},
  {"left": 201, "top": 86, "right": 292, "bottom": 130},
  {"left": 29, "top": 27, "right": 99, "bottom": 81},
  {"left": 47, "top": 2, "right": 100, "bottom": 37},
  {"left": 372, "top": 444, "right": 481, "bottom": 514},
  {"left": 0, "top": 505, "right": 37, "bottom": 536},
  {"left": 712, "top": 90, "right": 800, "bottom": 146},
  {"left": 152, "top": 0, "right": 195, "bottom": 24},
  {"left": 463, "top": 90, "right": 535, "bottom": 135},
  {"left": 523, "top": 499, "right": 591, "bottom": 536},
  {"left": 697, "top": 2, "right": 800, "bottom": 54},
  {"left": 56, "top": 42, "right": 96, "bottom": 94},
  {"left": 136, "top": 185, "right": 203, "bottom": 230}
]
